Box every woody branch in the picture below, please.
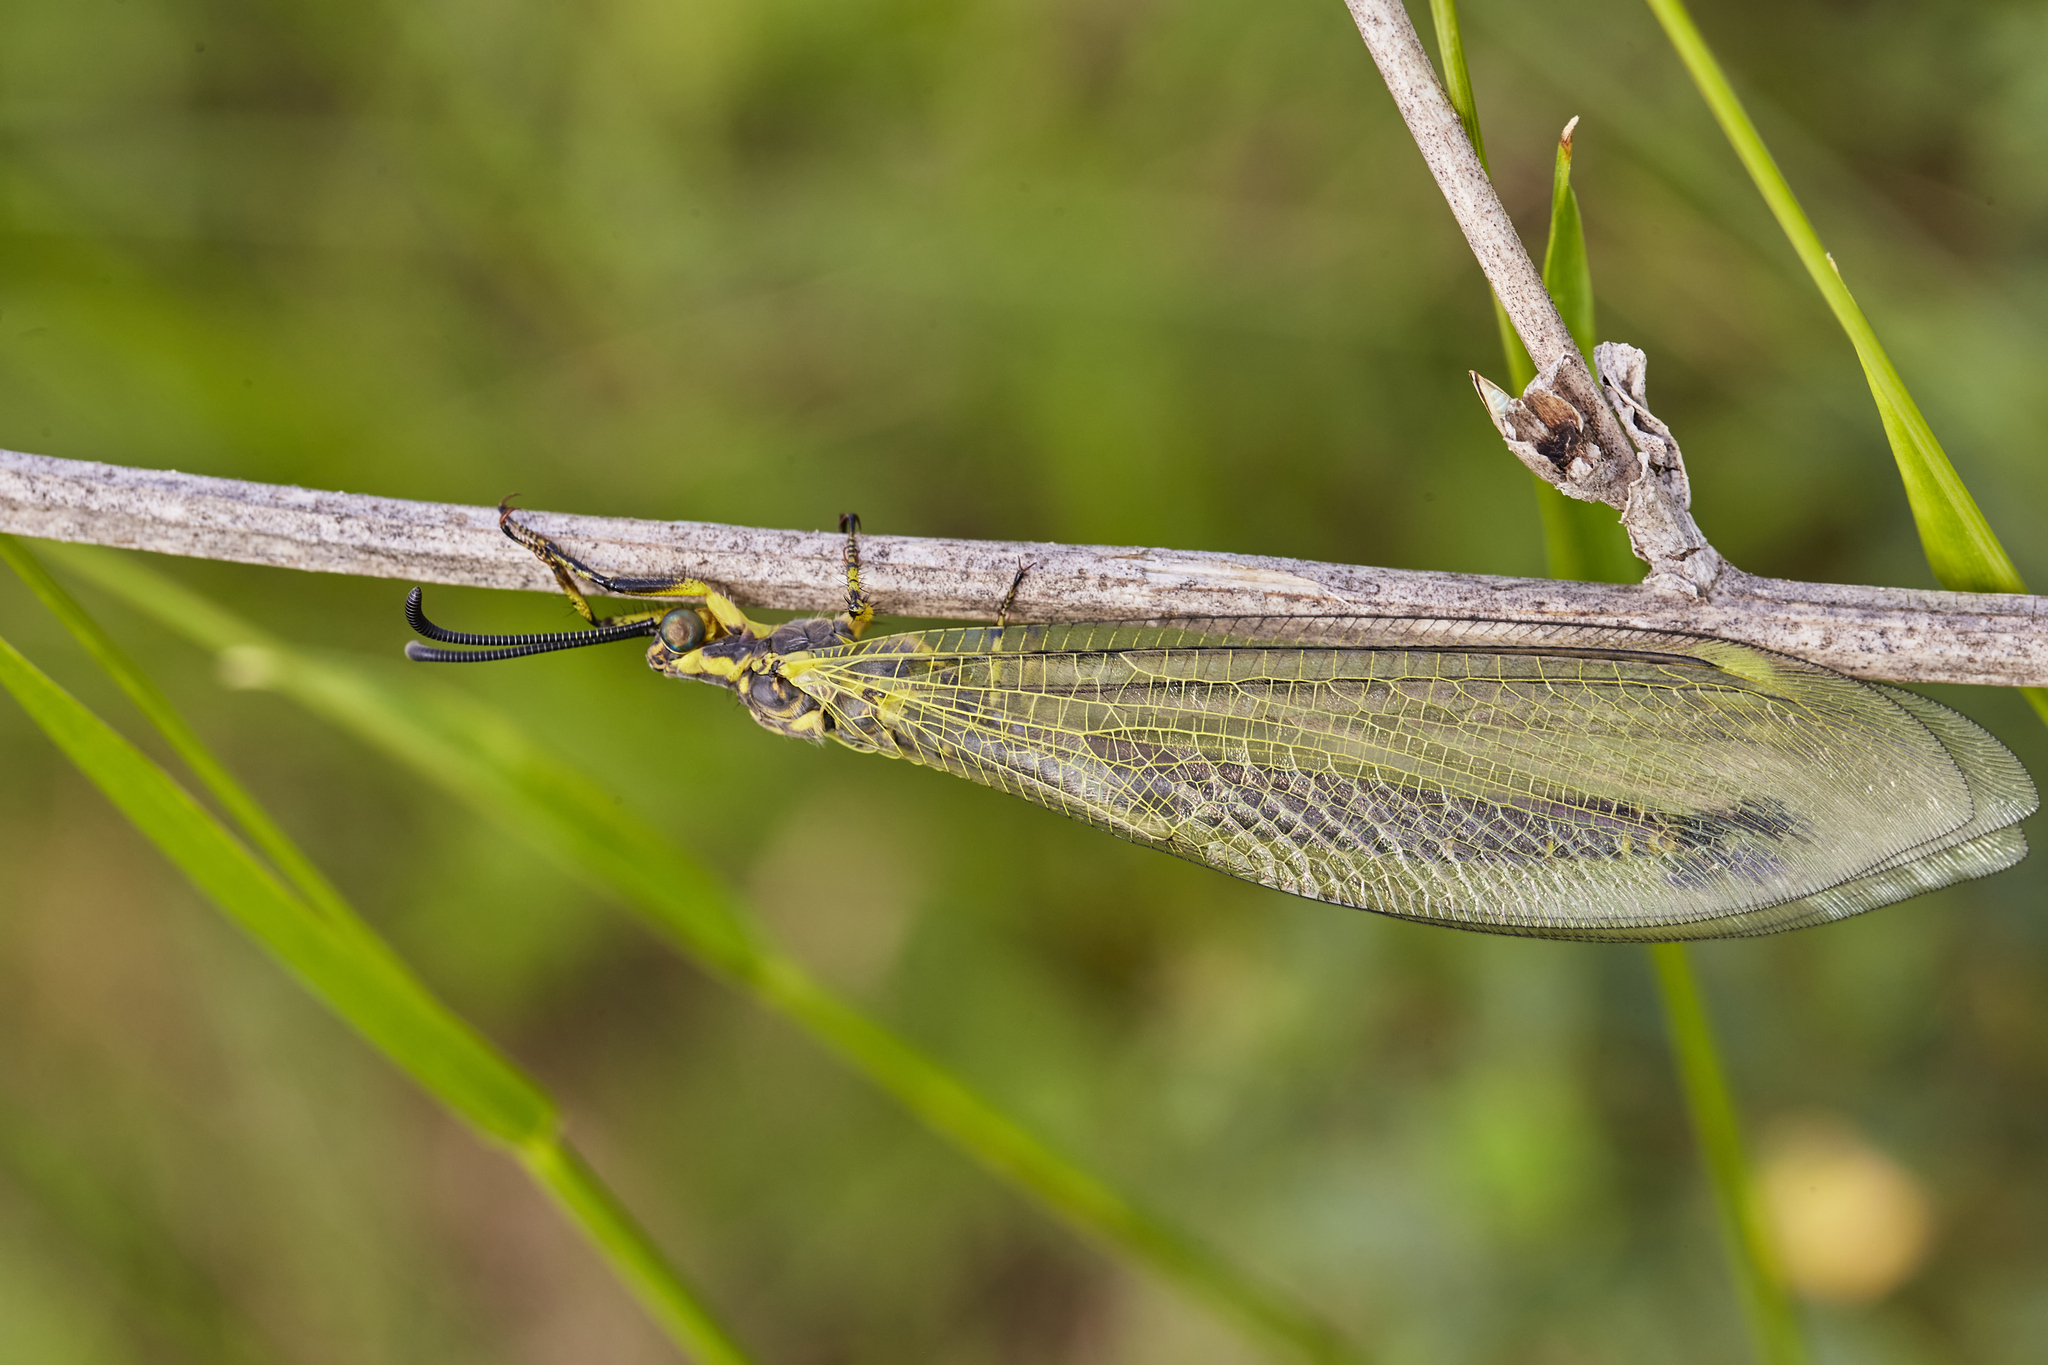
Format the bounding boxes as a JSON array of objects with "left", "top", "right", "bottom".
[
  {"left": 2, "top": 449, "right": 2043, "bottom": 688},
  {"left": 0, "top": 3, "right": 2040, "bottom": 688}
]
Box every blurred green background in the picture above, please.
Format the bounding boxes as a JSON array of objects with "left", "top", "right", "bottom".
[{"left": 2, "top": 0, "right": 2044, "bottom": 1360}]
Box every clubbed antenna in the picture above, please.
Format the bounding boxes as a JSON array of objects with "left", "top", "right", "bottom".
[{"left": 403, "top": 587, "right": 656, "bottom": 662}]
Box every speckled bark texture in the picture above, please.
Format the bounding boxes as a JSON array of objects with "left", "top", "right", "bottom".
[{"left": 2, "top": 449, "right": 2042, "bottom": 687}]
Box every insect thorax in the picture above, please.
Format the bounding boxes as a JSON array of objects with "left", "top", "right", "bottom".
[{"left": 648, "top": 615, "right": 859, "bottom": 743}]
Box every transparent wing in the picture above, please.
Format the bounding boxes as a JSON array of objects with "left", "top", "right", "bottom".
[
  {"left": 1666, "top": 685, "right": 2035, "bottom": 940},
  {"left": 789, "top": 618, "right": 2034, "bottom": 939}
]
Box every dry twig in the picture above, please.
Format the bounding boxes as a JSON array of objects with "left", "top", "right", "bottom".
[
  {"left": 2, "top": 449, "right": 2042, "bottom": 688},
  {"left": 0, "top": 0, "right": 2038, "bottom": 690},
  {"left": 1343, "top": 0, "right": 1723, "bottom": 594}
]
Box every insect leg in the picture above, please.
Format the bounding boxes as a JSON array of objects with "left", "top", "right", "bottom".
[
  {"left": 838, "top": 512, "right": 876, "bottom": 637},
  {"left": 995, "top": 559, "right": 1036, "bottom": 630},
  {"left": 500, "top": 504, "right": 745, "bottom": 630}
]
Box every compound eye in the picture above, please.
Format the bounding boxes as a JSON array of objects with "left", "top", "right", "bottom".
[{"left": 657, "top": 608, "right": 707, "bottom": 655}]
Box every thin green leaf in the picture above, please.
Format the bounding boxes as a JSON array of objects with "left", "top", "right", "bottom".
[
  {"left": 1532, "top": 491, "right": 1637, "bottom": 585},
  {"left": 0, "top": 535, "right": 376, "bottom": 953},
  {"left": 1430, "top": 3, "right": 1631, "bottom": 583},
  {"left": 44, "top": 542, "right": 1361, "bottom": 1365},
  {"left": 523, "top": 1144, "right": 753, "bottom": 1365},
  {"left": 1534, "top": 121, "right": 1638, "bottom": 586},
  {"left": 1641, "top": 0, "right": 2023, "bottom": 599},
  {"left": 1417, "top": 19, "right": 1804, "bottom": 1360},
  {"left": 1542, "top": 122, "right": 1595, "bottom": 367},
  {"left": 1535, "top": 108, "right": 1806, "bottom": 1365},
  {"left": 1494, "top": 297, "right": 1536, "bottom": 396},
  {"left": 1649, "top": 946, "right": 1806, "bottom": 1365},
  {"left": 1428, "top": 0, "right": 1487, "bottom": 169},
  {"left": 1429, "top": 0, "right": 1534, "bottom": 393},
  {"left": 0, "top": 542, "right": 752, "bottom": 1365},
  {"left": 1627, "top": 10, "right": 2045, "bottom": 1329},
  {"left": 0, "top": 625, "right": 552, "bottom": 1145}
]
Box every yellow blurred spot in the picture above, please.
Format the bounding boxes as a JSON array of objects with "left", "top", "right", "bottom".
[
  {"left": 1757, "top": 1113, "right": 1934, "bottom": 1304},
  {"left": 217, "top": 644, "right": 282, "bottom": 690}
]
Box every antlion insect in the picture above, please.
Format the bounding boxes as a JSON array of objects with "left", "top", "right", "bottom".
[{"left": 404, "top": 508, "right": 2036, "bottom": 942}]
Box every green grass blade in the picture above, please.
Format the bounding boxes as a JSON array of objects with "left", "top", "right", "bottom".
[
  {"left": 1534, "top": 122, "right": 1638, "bottom": 586},
  {"left": 1428, "top": 0, "right": 1486, "bottom": 169},
  {"left": 1410, "top": 23, "right": 1801, "bottom": 1353},
  {"left": 1494, "top": 297, "right": 1536, "bottom": 395},
  {"left": 1532, "top": 490, "right": 1636, "bottom": 585},
  {"left": 0, "top": 534, "right": 371, "bottom": 947},
  {"left": 45, "top": 543, "right": 1361, "bottom": 1365},
  {"left": 0, "top": 626, "right": 552, "bottom": 1145},
  {"left": 1430, "top": 2, "right": 1631, "bottom": 583},
  {"left": 1649, "top": 945, "right": 1806, "bottom": 1365},
  {"left": 1542, "top": 126, "right": 1595, "bottom": 366},
  {"left": 1632, "top": 5, "right": 2042, "bottom": 1321},
  {"left": 522, "top": 1144, "right": 753, "bottom": 1365},
  {"left": 1640, "top": 0, "right": 2022, "bottom": 597},
  {"left": 1429, "top": 0, "right": 1535, "bottom": 393},
  {"left": 0, "top": 549, "right": 753, "bottom": 1365},
  {"left": 1536, "top": 117, "right": 1805, "bottom": 1365},
  {"left": 1643, "top": 0, "right": 2047, "bottom": 724}
]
